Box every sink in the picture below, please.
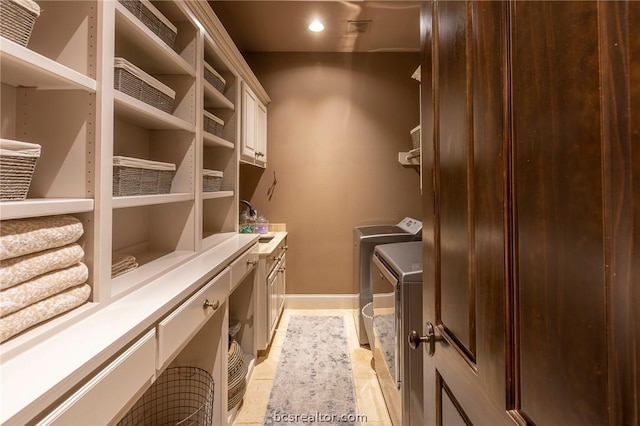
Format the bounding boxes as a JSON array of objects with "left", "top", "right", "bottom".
[{"left": 258, "top": 234, "right": 275, "bottom": 243}]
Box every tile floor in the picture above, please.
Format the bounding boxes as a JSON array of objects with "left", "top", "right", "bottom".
[{"left": 232, "top": 309, "right": 392, "bottom": 425}]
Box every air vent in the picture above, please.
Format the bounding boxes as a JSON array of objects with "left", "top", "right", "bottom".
[{"left": 346, "top": 20, "right": 372, "bottom": 34}]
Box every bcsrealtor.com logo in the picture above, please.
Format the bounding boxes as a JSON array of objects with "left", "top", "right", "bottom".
[{"left": 272, "top": 411, "right": 368, "bottom": 423}]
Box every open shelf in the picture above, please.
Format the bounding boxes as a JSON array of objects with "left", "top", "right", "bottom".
[
  {"left": 111, "top": 250, "right": 195, "bottom": 299},
  {"left": 202, "top": 190, "right": 234, "bottom": 201},
  {"left": 114, "top": 2, "right": 195, "bottom": 76},
  {"left": 204, "top": 81, "right": 235, "bottom": 110},
  {"left": 114, "top": 91, "right": 195, "bottom": 132},
  {"left": 0, "top": 38, "right": 96, "bottom": 92},
  {"left": 113, "top": 193, "right": 194, "bottom": 209},
  {"left": 0, "top": 199, "right": 94, "bottom": 220},
  {"left": 203, "top": 131, "right": 234, "bottom": 149}
]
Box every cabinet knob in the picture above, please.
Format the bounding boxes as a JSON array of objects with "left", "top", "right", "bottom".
[
  {"left": 271, "top": 255, "right": 282, "bottom": 261},
  {"left": 279, "top": 266, "right": 286, "bottom": 273},
  {"left": 256, "top": 151, "right": 265, "bottom": 158},
  {"left": 247, "top": 259, "right": 258, "bottom": 266},
  {"left": 283, "top": 246, "right": 289, "bottom": 251},
  {"left": 203, "top": 299, "right": 220, "bottom": 311}
]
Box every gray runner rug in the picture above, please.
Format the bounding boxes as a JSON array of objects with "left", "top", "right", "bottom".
[{"left": 263, "top": 316, "right": 361, "bottom": 425}]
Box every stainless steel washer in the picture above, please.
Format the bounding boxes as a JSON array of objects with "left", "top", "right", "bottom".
[{"left": 354, "top": 217, "right": 421, "bottom": 346}]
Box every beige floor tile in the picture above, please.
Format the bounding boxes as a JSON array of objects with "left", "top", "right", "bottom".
[
  {"left": 350, "top": 346, "right": 377, "bottom": 379},
  {"left": 354, "top": 377, "right": 392, "bottom": 424},
  {"left": 251, "top": 350, "right": 281, "bottom": 380},
  {"left": 233, "top": 379, "right": 273, "bottom": 424}
]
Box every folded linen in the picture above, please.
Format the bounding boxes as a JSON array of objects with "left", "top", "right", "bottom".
[
  {"left": 0, "top": 243, "right": 85, "bottom": 290},
  {"left": 0, "top": 262, "right": 89, "bottom": 317},
  {"left": 0, "top": 284, "right": 91, "bottom": 343},
  {"left": 111, "top": 253, "right": 138, "bottom": 278},
  {"left": 0, "top": 215, "right": 84, "bottom": 261}
]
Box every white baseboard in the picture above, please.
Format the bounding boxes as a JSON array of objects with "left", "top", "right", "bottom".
[{"left": 284, "top": 294, "right": 358, "bottom": 310}]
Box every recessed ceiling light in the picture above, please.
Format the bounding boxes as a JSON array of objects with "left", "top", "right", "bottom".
[{"left": 308, "top": 19, "right": 325, "bottom": 33}]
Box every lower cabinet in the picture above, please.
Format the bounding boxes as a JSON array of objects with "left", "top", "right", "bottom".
[
  {"left": 37, "top": 330, "right": 156, "bottom": 426},
  {"left": 257, "top": 235, "right": 287, "bottom": 351},
  {"left": 267, "top": 254, "right": 286, "bottom": 338}
]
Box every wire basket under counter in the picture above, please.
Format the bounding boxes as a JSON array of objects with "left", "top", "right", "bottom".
[
  {"left": 117, "top": 366, "right": 214, "bottom": 426},
  {"left": 113, "top": 156, "right": 176, "bottom": 196},
  {"left": 0, "top": 0, "right": 40, "bottom": 47}
]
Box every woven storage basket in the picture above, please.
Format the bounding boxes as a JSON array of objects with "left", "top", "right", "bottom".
[
  {"left": 203, "top": 110, "right": 224, "bottom": 137},
  {"left": 228, "top": 339, "right": 248, "bottom": 411},
  {"left": 204, "top": 61, "right": 226, "bottom": 93},
  {"left": 0, "top": 139, "right": 41, "bottom": 201},
  {"left": 113, "top": 156, "right": 176, "bottom": 196},
  {"left": 0, "top": 0, "right": 40, "bottom": 47},
  {"left": 117, "top": 0, "right": 176, "bottom": 48},
  {"left": 203, "top": 169, "right": 223, "bottom": 192},
  {"left": 117, "top": 366, "right": 214, "bottom": 426},
  {"left": 410, "top": 125, "right": 421, "bottom": 150},
  {"left": 114, "top": 57, "right": 175, "bottom": 114}
]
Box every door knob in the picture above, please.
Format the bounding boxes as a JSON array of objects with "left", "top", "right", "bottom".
[{"left": 408, "top": 322, "right": 442, "bottom": 356}]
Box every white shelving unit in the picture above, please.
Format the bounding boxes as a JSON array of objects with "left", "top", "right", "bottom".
[
  {"left": 0, "top": 1, "right": 270, "bottom": 424},
  {"left": 199, "top": 32, "right": 239, "bottom": 247}
]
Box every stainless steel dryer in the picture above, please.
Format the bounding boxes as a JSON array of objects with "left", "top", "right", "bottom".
[
  {"left": 372, "top": 240, "right": 423, "bottom": 426},
  {"left": 353, "top": 217, "right": 421, "bottom": 346}
]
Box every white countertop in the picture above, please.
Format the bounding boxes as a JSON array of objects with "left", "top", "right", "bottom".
[
  {"left": 0, "top": 233, "right": 259, "bottom": 425},
  {"left": 256, "top": 231, "right": 287, "bottom": 256}
]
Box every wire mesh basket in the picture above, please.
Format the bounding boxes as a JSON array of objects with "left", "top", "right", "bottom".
[{"left": 117, "top": 366, "right": 214, "bottom": 426}]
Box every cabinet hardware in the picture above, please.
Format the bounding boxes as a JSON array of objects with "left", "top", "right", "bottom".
[
  {"left": 278, "top": 267, "right": 286, "bottom": 273},
  {"left": 203, "top": 299, "right": 220, "bottom": 311},
  {"left": 271, "top": 255, "right": 282, "bottom": 261},
  {"left": 246, "top": 259, "right": 258, "bottom": 266},
  {"left": 283, "top": 245, "right": 289, "bottom": 250}
]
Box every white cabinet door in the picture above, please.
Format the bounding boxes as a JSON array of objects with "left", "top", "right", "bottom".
[
  {"left": 241, "top": 82, "right": 267, "bottom": 167},
  {"left": 241, "top": 83, "right": 258, "bottom": 162},
  {"left": 256, "top": 101, "right": 267, "bottom": 166}
]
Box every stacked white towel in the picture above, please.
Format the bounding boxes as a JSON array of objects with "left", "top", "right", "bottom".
[{"left": 0, "top": 215, "right": 91, "bottom": 343}]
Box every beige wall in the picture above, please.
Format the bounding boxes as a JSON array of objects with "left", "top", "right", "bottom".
[{"left": 240, "top": 52, "right": 421, "bottom": 294}]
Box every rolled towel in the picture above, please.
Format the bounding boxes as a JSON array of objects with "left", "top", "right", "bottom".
[
  {"left": 0, "top": 243, "right": 85, "bottom": 290},
  {"left": 0, "top": 284, "right": 91, "bottom": 343},
  {"left": 0, "top": 262, "right": 88, "bottom": 317},
  {"left": 0, "top": 215, "right": 84, "bottom": 261}
]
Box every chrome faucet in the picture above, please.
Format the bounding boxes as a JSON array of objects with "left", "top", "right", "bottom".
[{"left": 240, "top": 199, "right": 256, "bottom": 217}]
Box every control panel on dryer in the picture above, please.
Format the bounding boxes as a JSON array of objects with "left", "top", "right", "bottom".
[{"left": 397, "top": 217, "right": 422, "bottom": 235}]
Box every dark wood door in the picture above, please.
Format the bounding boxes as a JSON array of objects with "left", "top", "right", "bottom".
[{"left": 419, "top": 1, "right": 638, "bottom": 425}]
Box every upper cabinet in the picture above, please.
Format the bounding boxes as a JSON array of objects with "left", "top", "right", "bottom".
[{"left": 240, "top": 82, "right": 267, "bottom": 167}]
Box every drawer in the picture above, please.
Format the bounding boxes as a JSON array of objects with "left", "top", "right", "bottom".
[
  {"left": 37, "top": 330, "right": 156, "bottom": 425},
  {"left": 265, "top": 240, "right": 287, "bottom": 274},
  {"left": 230, "top": 243, "right": 259, "bottom": 292},
  {"left": 157, "top": 268, "right": 230, "bottom": 369}
]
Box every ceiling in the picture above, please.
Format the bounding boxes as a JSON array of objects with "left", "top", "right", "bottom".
[{"left": 208, "top": 1, "right": 420, "bottom": 53}]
